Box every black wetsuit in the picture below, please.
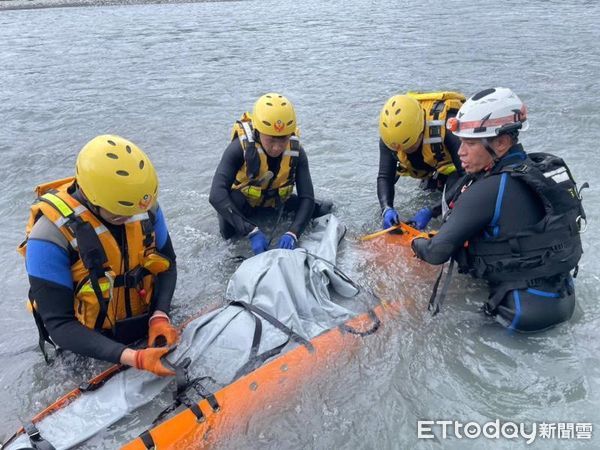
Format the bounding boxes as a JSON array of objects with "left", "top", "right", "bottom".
[
  {"left": 210, "top": 138, "right": 329, "bottom": 239},
  {"left": 412, "top": 145, "right": 576, "bottom": 332},
  {"left": 377, "top": 113, "right": 463, "bottom": 215},
  {"left": 27, "top": 201, "right": 177, "bottom": 363}
]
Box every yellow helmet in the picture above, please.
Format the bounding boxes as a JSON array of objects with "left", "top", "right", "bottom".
[
  {"left": 76, "top": 135, "right": 158, "bottom": 216},
  {"left": 252, "top": 93, "right": 296, "bottom": 136},
  {"left": 379, "top": 95, "right": 425, "bottom": 152}
]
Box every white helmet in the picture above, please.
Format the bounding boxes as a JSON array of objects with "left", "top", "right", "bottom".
[{"left": 446, "top": 87, "right": 529, "bottom": 138}]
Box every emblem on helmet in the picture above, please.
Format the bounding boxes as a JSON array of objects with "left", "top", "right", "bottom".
[
  {"left": 138, "top": 194, "right": 153, "bottom": 211},
  {"left": 274, "top": 120, "right": 285, "bottom": 133}
]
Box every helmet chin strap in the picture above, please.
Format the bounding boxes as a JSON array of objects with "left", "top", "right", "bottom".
[
  {"left": 74, "top": 186, "right": 102, "bottom": 216},
  {"left": 482, "top": 137, "right": 500, "bottom": 166}
]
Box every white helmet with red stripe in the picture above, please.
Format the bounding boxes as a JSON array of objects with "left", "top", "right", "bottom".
[{"left": 446, "top": 87, "right": 529, "bottom": 138}]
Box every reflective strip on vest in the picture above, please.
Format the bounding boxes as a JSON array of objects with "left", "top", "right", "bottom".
[
  {"left": 79, "top": 280, "right": 112, "bottom": 294},
  {"left": 247, "top": 186, "right": 262, "bottom": 199},
  {"left": 95, "top": 224, "right": 108, "bottom": 235},
  {"left": 427, "top": 120, "right": 445, "bottom": 126},
  {"left": 241, "top": 121, "right": 255, "bottom": 142},
  {"left": 285, "top": 150, "right": 299, "bottom": 157},
  {"left": 437, "top": 164, "right": 457, "bottom": 176},
  {"left": 279, "top": 185, "right": 293, "bottom": 198},
  {"left": 423, "top": 137, "right": 443, "bottom": 144},
  {"left": 54, "top": 205, "right": 88, "bottom": 228},
  {"left": 70, "top": 224, "right": 109, "bottom": 250},
  {"left": 41, "top": 193, "right": 74, "bottom": 217}
]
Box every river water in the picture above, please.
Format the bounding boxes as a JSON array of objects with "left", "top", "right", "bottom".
[{"left": 0, "top": 0, "right": 599, "bottom": 448}]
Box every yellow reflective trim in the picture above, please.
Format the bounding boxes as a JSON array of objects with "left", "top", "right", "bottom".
[
  {"left": 278, "top": 185, "right": 293, "bottom": 199},
  {"left": 79, "top": 280, "right": 112, "bottom": 294},
  {"left": 246, "top": 186, "right": 262, "bottom": 199},
  {"left": 437, "top": 164, "right": 457, "bottom": 176},
  {"left": 41, "top": 193, "right": 74, "bottom": 218}
]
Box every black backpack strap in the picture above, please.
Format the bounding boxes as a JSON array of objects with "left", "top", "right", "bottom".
[
  {"left": 237, "top": 120, "right": 260, "bottom": 180},
  {"left": 72, "top": 221, "right": 111, "bottom": 330},
  {"left": 23, "top": 422, "right": 56, "bottom": 450},
  {"left": 29, "top": 298, "right": 57, "bottom": 364},
  {"left": 428, "top": 259, "right": 456, "bottom": 316}
]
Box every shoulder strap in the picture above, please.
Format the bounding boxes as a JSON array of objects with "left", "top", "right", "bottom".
[
  {"left": 236, "top": 120, "right": 260, "bottom": 180},
  {"left": 39, "top": 191, "right": 112, "bottom": 330}
]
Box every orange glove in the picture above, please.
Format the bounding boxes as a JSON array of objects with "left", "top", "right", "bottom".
[
  {"left": 148, "top": 315, "right": 179, "bottom": 347},
  {"left": 135, "top": 347, "right": 175, "bottom": 377}
]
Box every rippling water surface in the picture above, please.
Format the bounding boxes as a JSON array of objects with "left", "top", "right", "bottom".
[{"left": 0, "top": 1, "right": 599, "bottom": 448}]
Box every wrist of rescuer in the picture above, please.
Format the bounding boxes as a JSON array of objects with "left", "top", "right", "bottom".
[{"left": 134, "top": 347, "right": 175, "bottom": 377}]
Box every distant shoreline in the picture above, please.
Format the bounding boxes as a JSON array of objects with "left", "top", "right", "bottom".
[{"left": 0, "top": 0, "right": 223, "bottom": 11}]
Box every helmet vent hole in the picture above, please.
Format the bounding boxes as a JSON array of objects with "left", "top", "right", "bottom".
[
  {"left": 266, "top": 95, "right": 272, "bottom": 98},
  {"left": 262, "top": 120, "right": 271, "bottom": 127},
  {"left": 118, "top": 200, "right": 134, "bottom": 207},
  {"left": 395, "top": 109, "right": 401, "bottom": 115},
  {"left": 139, "top": 160, "right": 145, "bottom": 169},
  {"left": 384, "top": 109, "right": 389, "bottom": 116},
  {"left": 126, "top": 145, "right": 132, "bottom": 154},
  {"left": 266, "top": 102, "right": 273, "bottom": 106},
  {"left": 107, "top": 140, "right": 116, "bottom": 146},
  {"left": 116, "top": 170, "right": 129, "bottom": 176},
  {"left": 402, "top": 137, "right": 411, "bottom": 144},
  {"left": 281, "top": 102, "right": 287, "bottom": 106},
  {"left": 395, "top": 121, "right": 402, "bottom": 127},
  {"left": 106, "top": 152, "right": 119, "bottom": 159},
  {"left": 382, "top": 123, "right": 388, "bottom": 128},
  {"left": 391, "top": 101, "right": 396, "bottom": 107},
  {"left": 286, "top": 120, "right": 294, "bottom": 126},
  {"left": 472, "top": 88, "right": 496, "bottom": 101}
]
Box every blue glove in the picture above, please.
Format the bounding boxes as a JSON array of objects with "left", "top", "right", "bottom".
[
  {"left": 410, "top": 207, "right": 433, "bottom": 230},
  {"left": 382, "top": 207, "right": 400, "bottom": 229},
  {"left": 277, "top": 232, "right": 297, "bottom": 250},
  {"left": 248, "top": 229, "right": 269, "bottom": 255}
]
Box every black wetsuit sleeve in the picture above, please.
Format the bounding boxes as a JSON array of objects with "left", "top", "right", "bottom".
[
  {"left": 289, "top": 147, "right": 315, "bottom": 236},
  {"left": 377, "top": 139, "right": 397, "bottom": 211},
  {"left": 30, "top": 277, "right": 126, "bottom": 363},
  {"left": 412, "top": 176, "right": 497, "bottom": 265},
  {"left": 209, "top": 140, "right": 255, "bottom": 236},
  {"left": 152, "top": 235, "right": 177, "bottom": 314}
]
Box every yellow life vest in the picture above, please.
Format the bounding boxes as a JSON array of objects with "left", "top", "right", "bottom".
[
  {"left": 18, "top": 177, "right": 169, "bottom": 332},
  {"left": 395, "top": 91, "right": 466, "bottom": 179},
  {"left": 230, "top": 113, "right": 300, "bottom": 208}
]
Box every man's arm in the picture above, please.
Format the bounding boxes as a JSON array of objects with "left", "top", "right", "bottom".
[
  {"left": 150, "top": 205, "right": 177, "bottom": 315},
  {"left": 288, "top": 147, "right": 315, "bottom": 237},
  {"left": 26, "top": 235, "right": 126, "bottom": 363},
  {"left": 209, "top": 140, "right": 255, "bottom": 236},
  {"left": 412, "top": 176, "right": 497, "bottom": 264},
  {"left": 377, "top": 139, "right": 398, "bottom": 211}
]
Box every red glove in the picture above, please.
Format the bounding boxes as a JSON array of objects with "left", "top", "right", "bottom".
[
  {"left": 148, "top": 315, "right": 179, "bottom": 347},
  {"left": 135, "top": 347, "right": 175, "bottom": 377}
]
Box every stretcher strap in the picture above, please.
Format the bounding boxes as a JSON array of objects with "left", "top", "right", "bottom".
[
  {"left": 23, "top": 422, "right": 56, "bottom": 450},
  {"left": 138, "top": 430, "right": 155, "bottom": 450},
  {"left": 229, "top": 301, "right": 314, "bottom": 352},
  {"left": 428, "top": 259, "right": 455, "bottom": 316}
]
